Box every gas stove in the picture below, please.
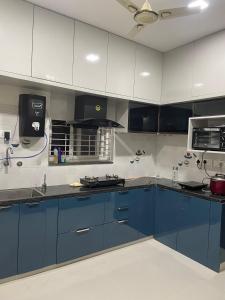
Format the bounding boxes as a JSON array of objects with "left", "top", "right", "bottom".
[{"left": 80, "top": 175, "right": 125, "bottom": 188}]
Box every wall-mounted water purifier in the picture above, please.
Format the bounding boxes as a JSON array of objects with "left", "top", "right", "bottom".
[{"left": 19, "top": 94, "right": 46, "bottom": 137}]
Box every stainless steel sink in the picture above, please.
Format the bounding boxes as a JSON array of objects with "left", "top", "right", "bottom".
[{"left": 0, "top": 188, "right": 44, "bottom": 201}]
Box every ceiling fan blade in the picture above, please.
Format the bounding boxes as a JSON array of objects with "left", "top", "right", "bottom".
[
  {"left": 128, "top": 24, "right": 145, "bottom": 38},
  {"left": 116, "top": 0, "right": 139, "bottom": 13},
  {"left": 159, "top": 6, "right": 201, "bottom": 20}
]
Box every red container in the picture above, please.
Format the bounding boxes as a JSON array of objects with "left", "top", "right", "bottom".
[{"left": 210, "top": 174, "right": 225, "bottom": 195}]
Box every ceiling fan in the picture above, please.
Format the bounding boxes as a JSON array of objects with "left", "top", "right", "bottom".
[{"left": 116, "top": 0, "right": 206, "bottom": 37}]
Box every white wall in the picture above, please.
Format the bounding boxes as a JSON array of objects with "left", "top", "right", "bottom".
[
  {"left": 156, "top": 134, "right": 225, "bottom": 184},
  {"left": 0, "top": 84, "right": 157, "bottom": 190}
]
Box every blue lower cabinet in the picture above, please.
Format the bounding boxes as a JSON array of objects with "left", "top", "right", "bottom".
[
  {"left": 176, "top": 196, "right": 210, "bottom": 266},
  {"left": 105, "top": 190, "right": 135, "bottom": 223},
  {"left": 103, "top": 220, "right": 138, "bottom": 249},
  {"left": 58, "top": 193, "right": 107, "bottom": 234},
  {"left": 57, "top": 225, "right": 104, "bottom": 263},
  {"left": 207, "top": 202, "right": 223, "bottom": 272},
  {"left": 154, "top": 188, "right": 180, "bottom": 250},
  {"left": 18, "top": 200, "right": 58, "bottom": 274},
  {"left": 134, "top": 187, "right": 155, "bottom": 238},
  {"left": 0, "top": 204, "right": 19, "bottom": 279}
]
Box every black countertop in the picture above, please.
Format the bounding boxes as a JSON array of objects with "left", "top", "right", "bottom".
[{"left": 0, "top": 177, "right": 225, "bottom": 206}]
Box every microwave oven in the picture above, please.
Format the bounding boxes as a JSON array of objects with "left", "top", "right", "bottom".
[{"left": 192, "top": 127, "right": 225, "bottom": 151}]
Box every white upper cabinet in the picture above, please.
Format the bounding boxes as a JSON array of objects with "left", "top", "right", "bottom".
[
  {"left": 0, "top": 0, "right": 33, "bottom": 76},
  {"left": 192, "top": 31, "right": 225, "bottom": 98},
  {"left": 32, "top": 7, "right": 74, "bottom": 85},
  {"left": 106, "top": 34, "right": 135, "bottom": 98},
  {"left": 162, "top": 43, "right": 194, "bottom": 104},
  {"left": 73, "top": 21, "right": 108, "bottom": 92},
  {"left": 134, "top": 44, "right": 162, "bottom": 104}
]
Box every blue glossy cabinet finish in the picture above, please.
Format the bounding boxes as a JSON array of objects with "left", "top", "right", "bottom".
[
  {"left": 176, "top": 196, "right": 210, "bottom": 266},
  {"left": 18, "top": 200, "right": 58, "bottom": 274},
  {"left": 207, "top": 202, "right": 225, "bottom": 272},
  {"left": 58, "top": 193, "right": 107, "bottom": 234},
  {"left": 105, "top": 190, "right": 135, "bottom": 223},
  {"left": 104, "top": 189, "right": 139, "bottom": 248},
  {"left": 0, "top": 204, "right": 19, "bottom": 279},
  {"left": 104, "top": 220, "right": 137, "bottom": 249},
  {"left": 155, "top": 188, "right": 180, "bottom": 249},
  {"left": 135, "top": 187, "right": 155, "bottom": 238},
  {"left": 57, "top": 225, "right": 103, "bottom": 263}
]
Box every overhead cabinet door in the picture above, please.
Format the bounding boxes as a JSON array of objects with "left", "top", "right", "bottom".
[
  {"left": 106, "top": 34, "right": 135, "bottom": 98},
  {"left": 0, "top": 0, "right": 33, "bottom": 76},
  {"left": 134, "top": 44, "right": 162, "bottom": 104},
  {"left": 162, "top": 44, "right": 193, "bottom": 104},
  {"left": 73, "top": 21, "right": 108, "bottom": 92},
  {"left": 32, "top": 7, "right": 74, "bottom": 85}
]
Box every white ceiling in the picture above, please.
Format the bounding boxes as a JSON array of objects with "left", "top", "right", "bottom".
[{"left": 27, "top": 0, "right": 225, "bottom": 52}]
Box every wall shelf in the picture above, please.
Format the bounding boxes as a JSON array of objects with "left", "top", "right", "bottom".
[{"left": 187, "top": 115, "right": 225, "bottom": 154}]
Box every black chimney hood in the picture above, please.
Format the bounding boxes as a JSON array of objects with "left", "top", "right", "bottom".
[
  {"left": 68, "top": 118, "right": 123, "bottom": 128},
  {"left": 69, "top": 95, "right": 124, "bottom": 129}
]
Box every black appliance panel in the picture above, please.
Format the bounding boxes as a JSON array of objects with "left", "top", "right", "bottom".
[
  {"left": 128, "top": 102, "right": 159, "bottom": 132},
  {"left": 193, "top": 98, "right": 225, "bottom": 117},
  {"left": 19, "top": 94, "right": 46, "bottom": 137},
  {"left": 75, "top": 95, "right": 107, "bottom": 120},
  {"left": 159, "top": 103, "right": 193, "bottom": 133}
]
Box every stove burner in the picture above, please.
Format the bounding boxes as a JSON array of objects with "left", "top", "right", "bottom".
[{"left": 80, "top": 175, "right": 125, "bottom": 188}]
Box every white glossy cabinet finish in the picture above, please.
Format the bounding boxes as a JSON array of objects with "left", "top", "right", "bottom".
[
  {"left": 162, "top": 44, "right": 193, "bottom": 104},
  {"left": 73, "top": 21, "right": 108, "bottom": 92},
  {"left": 134, "top": 44, "right": 162, "bottom": 104},
  {"left": 106, "top": 34, "right": 135, "bottom": 98},
  {"left": 32, "top": 7, "right": 74, "bottom": 85},
  {"left": 0, "top": 0, "right": 33, "bottom": 76},
  {"left": 192, "top": 31, "right": 225, "bottom": 98}
]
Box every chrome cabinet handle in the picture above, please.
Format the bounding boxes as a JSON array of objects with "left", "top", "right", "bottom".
[
  {"left": 75, "top": 228, "right": 91, "bottom": 234},
  {"left": 77, "top": 196, "right": 91, "bottom": 201},
  {"left": 0, "top": 205, "right": 12, "bottom": 211},
  {"left": 118, "top": 191, "right": 129, "bottom": 195},
  {"left": 117, "top": 219, "right": 128, "bottom": 225},
  {"left": 25, "top": 202, "right": 41, "bottom": 207},
  {"left": 117, "top": 206, "right": 129, "bottom": 212}
]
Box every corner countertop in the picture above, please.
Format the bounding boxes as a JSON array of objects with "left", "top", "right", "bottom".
[{"left": 0, "top": 177, "right": 225, "bottom": 206}]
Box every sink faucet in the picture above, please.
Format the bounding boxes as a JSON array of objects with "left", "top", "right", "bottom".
[
  {"left": 4, "top": 146, "right": 13, "bottom": 167},
  {"left": 41, "top": 173, "right": 47, "bottom": 193}
]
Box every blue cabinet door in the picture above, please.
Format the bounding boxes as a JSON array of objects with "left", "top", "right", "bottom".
[
  {"left": 103, "top": 220, "right": 138, "bottom": 249},
  {"left": 207, "top": 201, "right": 222, "bottom": 272},
  {"left": 134, "top": 187, "right": 155, "bottom": 238},
  {"left": 176, "top": 196, "right": 210, "bottom": 266},
  {"left": 57, "top": 225, "right": 104, "bottom": 263},
  {"left": 58, "top": 193, "right": 107, "bottom": 234},
  {"left": 104, "top": 189, "right": 139, "bottom": 248},
  {"left": 154, "top": 188, "right": 180, "bottom": 250},
  {"left": 105, "top": 190, "right": 136, "bottom": 223},
  {"left": 18, "top": 199, "right": 58, "bottom": 274},
  {"left": 0, "top": 204, "right": 19, "bottom": 279}
]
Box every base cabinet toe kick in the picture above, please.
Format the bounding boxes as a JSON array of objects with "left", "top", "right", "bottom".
[{"left": 0, "top": 184, "right": 225, "bottom": 282}]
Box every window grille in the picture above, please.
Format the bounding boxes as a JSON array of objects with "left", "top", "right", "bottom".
[{"left": 49, "top": 120, "right": 114, "bottom": 164}]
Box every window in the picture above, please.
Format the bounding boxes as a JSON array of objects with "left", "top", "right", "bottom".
[{"left": 49, "top": 120, "right": 114, "bottom": 164}]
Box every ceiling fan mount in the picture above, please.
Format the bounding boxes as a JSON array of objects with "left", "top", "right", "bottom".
[
  {"left": 116, "top": 0, "right": 205, "bottom": 38},
  {"left": 134, "top": 9, "right": 158, "bottom": 24}
]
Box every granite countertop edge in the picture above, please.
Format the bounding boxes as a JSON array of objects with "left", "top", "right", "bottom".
[{"left": 0, "top": 177, "right": 225, "bottom": 206}]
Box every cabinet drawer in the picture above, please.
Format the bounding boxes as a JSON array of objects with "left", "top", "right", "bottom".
[
  {"left": 57, "top": 225, "right": 104, "bottom": 263},
  {"left": 103, "top": 220, "right": 138, "bottom": 249},
  {"left": 105, "top": 190, "right": 136, "bottom": 223},
  {"left": 58, "top": 193, "right": 107, "bottom": 234}
]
